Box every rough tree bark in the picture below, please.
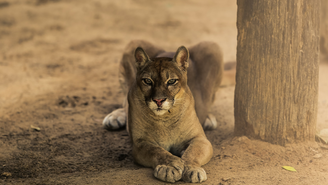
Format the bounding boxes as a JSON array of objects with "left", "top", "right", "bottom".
[
  {"left": 321, "top": 0, "right": 328, "bottom": 60},
  {"left": 234, "top": 0, "right": 320, "bottom": 146}
]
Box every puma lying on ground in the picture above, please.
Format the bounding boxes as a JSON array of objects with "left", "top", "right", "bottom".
[{"left": 103, "top": 40, "right": 234, "bottom": 183}]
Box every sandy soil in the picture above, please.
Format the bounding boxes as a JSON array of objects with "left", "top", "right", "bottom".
[{"left": 0, "top": 0, "right": 327, "bottom": 184}]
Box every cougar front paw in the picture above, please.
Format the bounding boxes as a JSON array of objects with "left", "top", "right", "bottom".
[
  {"left": 154, "top": 162, "right": 184, "bottom": 183},
  {"left": 102, "top": 108, "right": 126, "bottom": 130},
  {"left": 203, "top": 114, "right": 217, "bottom": 130},
  {"left": 182, "top": 166, "right": 207, "bottom": 183}
]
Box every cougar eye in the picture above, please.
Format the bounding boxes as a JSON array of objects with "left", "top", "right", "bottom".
[
  {"left": 167, "top": 79, "right": 178, "bottom": 85},
  {"left": 143, "top": 78, "right": 152, "bottom": 85}
]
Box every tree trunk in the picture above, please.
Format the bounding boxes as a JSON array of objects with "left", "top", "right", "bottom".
[
  {"left": 234, "top": 0, "right": 320, "bottom": 146},
  {"left": 321, "top": 0, "right": 328, "bottom": 60}
]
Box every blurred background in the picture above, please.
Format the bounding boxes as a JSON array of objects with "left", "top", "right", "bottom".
[{"left": 0, "top": 0, "right": 237, "bottom": 115}]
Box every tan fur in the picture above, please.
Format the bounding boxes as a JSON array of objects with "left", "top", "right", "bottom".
[{"left": 103, "top": 40, "right": 234, "bottom": 183}]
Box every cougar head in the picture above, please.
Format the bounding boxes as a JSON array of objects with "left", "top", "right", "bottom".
[{"left": 134, "top": 46, "right": 189, "bottom": 116}]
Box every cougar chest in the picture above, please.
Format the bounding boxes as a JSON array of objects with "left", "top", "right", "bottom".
[{"left": 149, "top": 117, "right": 188, "bottom": 152}]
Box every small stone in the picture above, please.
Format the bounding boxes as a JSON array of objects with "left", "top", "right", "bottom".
[
  {"left": 30, "top": 125, "right": 41, "bottom": 131},
  {"left": 222, "top": 177, "right": 230, "bottom": 181},
  {"left": 221, "top": 147, "right": 225, "bottom": 150},
  {"left": 319, "top": 129, "right": 328, "bottom": 143},
  {"left": 313, "top": 153, "right": 323, "bottom": 159},
  {"left": 320, "top": 129, "right": 328, "bottom": 137},
  {"left": 238, "top": 136, "right": 249, "bottom": 142}
]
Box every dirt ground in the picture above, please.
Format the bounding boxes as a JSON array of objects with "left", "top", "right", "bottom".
[{"left": 0, "top": 0, "right": 327, "bottom": 184}]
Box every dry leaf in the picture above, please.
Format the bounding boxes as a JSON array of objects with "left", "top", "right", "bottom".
[
  {"left": 313, "top": 153, "right": 323, "bottom": 159},
  {"left": 222, "top": 177, "right": 231, "bottom": 181},
  {"left": 2, "top": 172, "right": 12, "bottom": 177},
  {"left": 31, "top": 125, "right": 41, "bottom": 131},
  {"left": 282, "top": 166, "right": 297, "bottom": 172}
]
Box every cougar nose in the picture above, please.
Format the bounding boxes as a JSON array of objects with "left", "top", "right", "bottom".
[{"left": 152, "top": 98, "right": 166, "bottom": 107}]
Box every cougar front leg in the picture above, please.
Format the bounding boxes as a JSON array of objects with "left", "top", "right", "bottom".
[
  {"left": 181, "top": 137, "right": 213, "bottom": 183},
  {"left": 133, "top": 140, "right": 185, "bottom": 183}
]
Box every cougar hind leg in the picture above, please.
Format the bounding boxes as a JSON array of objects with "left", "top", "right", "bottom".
[
  {"left": 187, "top": 41, "right": 224, "bottom": 130},
  {"left": 102, "top": 40, "right": 165, "bottom": 130},
  {"left": 203, "top": 114, "right": 218, "bottom": 130}
]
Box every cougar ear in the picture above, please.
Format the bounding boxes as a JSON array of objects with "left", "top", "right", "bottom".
[
  {"left": 135, "top": 47, "right": 150, "bottom": 69},
  {"left": 173, "top": 46, "right": 189, "bottom": 71}
]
